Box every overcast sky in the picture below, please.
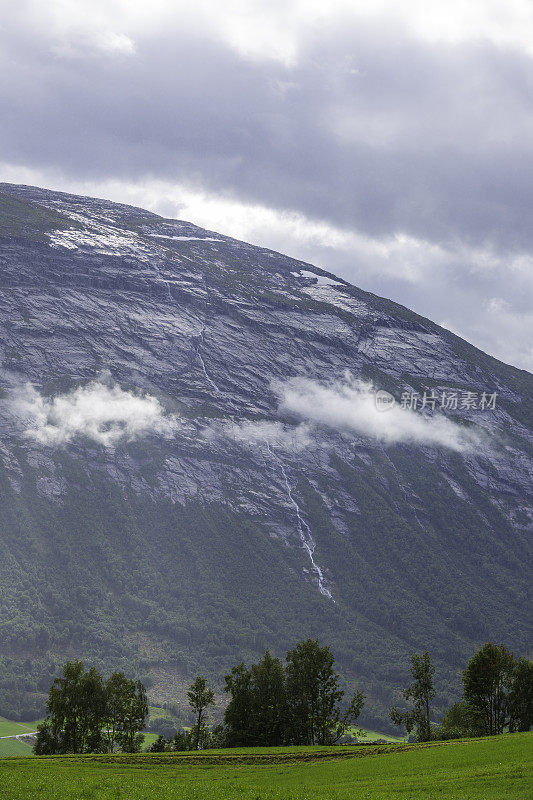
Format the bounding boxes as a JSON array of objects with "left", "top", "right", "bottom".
[{"left": 2, "top": 0, "right": 532, "bottom": 370}]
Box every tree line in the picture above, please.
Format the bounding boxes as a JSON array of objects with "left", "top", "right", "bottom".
[
  {"left": 34, "top": 639, "right": 532, "bottom": 754},
  {"left": 223, "top": 640, "right": 364, "bottom": 747},
  {"left": 149, "top": 639, "right": 365, "bottom": 752},
  {"left": 34, "top": 639, "right": 364, "bottom": 754},
  {"left": 390, "top": 642, "right": 532, "bottom": 742}
]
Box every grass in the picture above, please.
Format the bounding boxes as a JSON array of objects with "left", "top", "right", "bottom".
[
  {"left": 0, "top": 714, "right": 166, "bottom": 756},
  {"left": 0, "top": 738, "right": 33, "bottom": 758},
  {"left": 0, "top": 718, "right": 38, "bottom": 737},
  {"left": 148, "top": 705, "right": 184, "bottom": 720},
  {"left": 0, "top": 717, "right": 42, "bottom": 759},
  {"left": 0, "top": 733, "right": 530, "bottom": 799},
  {"left": 147, "top": 706, "right": 171, "bottom": 720},
  {"left": 141, "top": 732, "right": 160, "bottom": 750},
  {"left": 0, "top": 717, "right": 41, "bottom": 760},
  {"left": 350, "top": 726, "right": 404, "bottom": 742}
]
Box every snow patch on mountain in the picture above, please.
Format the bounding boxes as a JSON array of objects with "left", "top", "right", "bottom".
[
  {"left": 149, "top": 234, "right": 223, "bottom": 242},
  {"left": 301, "top": 284, "right": 369, "bottom": 313},
  {"left": 46, "top": 225, "right": 153, "bottom": 259},
  {"left": 292, "top": 269, "right": 344, "bottom": 286}
]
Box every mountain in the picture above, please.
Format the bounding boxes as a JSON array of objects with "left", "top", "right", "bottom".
[{"left": 0, "top": 183, "right": 531, "bottom": 728}]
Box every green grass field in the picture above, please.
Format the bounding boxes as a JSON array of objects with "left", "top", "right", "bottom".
[
  {"left": 0, "top": 738, "right": 33, "bottom": 758},
  {"left": 0, "top": 718, "right": 38, "bottom": 737},
  {"left": 349, "top": 726, "right": 404, "bottom": 742},
  {"left": 0, "top": 716, "right": 39, "bottom": 759},
  {"left": 141, "top": 732, "right": 161, "bottom": 749},
  {"left": 0, "top": 733, "right": 530, "bottom": 799},
  {"left": 0, "top": 712, "right": 176, "bottom": 757}
]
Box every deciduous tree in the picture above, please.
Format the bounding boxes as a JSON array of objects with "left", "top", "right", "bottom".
[
  {"left": 463, "top": 642, "right": 514, "bottom": 735},
  {"left": 434, "top": 700, "right": 484, "bottom": 740},
  {"left": 187, "top": 676, "right": 215, "bottom": 750},
  {"left": 508, "top": 657, "right": 533, "bottom": 732},
  {"left": 115, "top": 679, "right": 148, "bottom": 753},
  {"left": 249, "top": 650, "right": 286, "bottom": 746},
  {"left": 33, "top": 661, "right": 147, "bottom": 755},
  {"left": 390, "top": 651, "right": 435, "bottom": 741},
  {"left": 285, "top": 639, "right": 363, "bottom": 745},
  {"left": 224, "top": 663, "right": 253, "bottom": 746},
  {"left": 35, "top": 660, "right": 105, "bottom": 754}
]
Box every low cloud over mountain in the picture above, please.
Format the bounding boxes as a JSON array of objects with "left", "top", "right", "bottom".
[
  {"left": 274, "top": 375, "right": 485, "bottom": 451},
  {"left": 14, "top": 381, "right": 178, "bottom": 446}
]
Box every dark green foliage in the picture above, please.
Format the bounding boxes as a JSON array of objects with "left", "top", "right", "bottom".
[
  {"left": 104, "top": 672, "right": 142, "bottom": 752},
  {"left": 33, "top": 661, "right": 147, "bottom": 754},
  {"left": 113, "top": 679, "right": 148, "bottom": 753},
  {"left": 160, "top": 727, "right": 225, "bottom": 752},
  {"left": 34, "top": 661, "right": 106, "bottom": 754},
  {"left": 172, "top": 729, "right": 194, "bottom": 751},
  {"left": 434, "top": 701, "right": 485, "bottom": 740},
  {"left": 146, "top": 716, "right": 180, "bottom": 740},
  {"left": 224, "top": 651, "right": 287, "bottom": 746},
  {"left": 390, "top": 652, "right": 436, "bottom": 742},
  {"left": 462, "top": 643, "right": 533, "bottom": 736},
  {"left": 434, "top": 644, "right": 532, "bottom": 739},
  {"left": 208, "top": 724, "right": 228, "bottom": 748},
  {"left": 188, "top": 677, "right": 215, "bottom": 751},
  {"left": 249, "top": 651, "right": 287, "bottom": 746},
  {"left": 224, "top": 663, "right": 254, "bottom": 746},
  {"left": 33, "top": 720, "right": 61, "bottom": 755},
  {"left": 146, "top": 724, "right": 224, "bottom": 752},
  {"left": 508, "top": 658, "right": 533, "bottom": 732},
  {"left": 224, "top": 640, "right": 364, "bottom": 747},
  {"left": 285, "top": 639, "right": 345, "bottom": 745},
  {"left": 147, "top": 734, "right": 168, "bottom": 752},
  {"left": 463, "top": 643, "right": 515, "bottom": 736}
]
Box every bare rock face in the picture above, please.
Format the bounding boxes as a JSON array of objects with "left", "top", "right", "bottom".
[{"left": 0, "top": 183, "right": 531, "bottom": 726}]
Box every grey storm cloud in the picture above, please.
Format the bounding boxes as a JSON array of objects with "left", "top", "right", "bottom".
[
  {"left": 2, "top": 20, "right": 532, "bottom": 253},
  {"left": 1, "top": 4, "right": 532, "bottom": 370}
]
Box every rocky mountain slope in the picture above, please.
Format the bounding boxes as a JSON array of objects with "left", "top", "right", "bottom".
[{"left": 0, "top": 183, "right": 531, "bottom": 727}]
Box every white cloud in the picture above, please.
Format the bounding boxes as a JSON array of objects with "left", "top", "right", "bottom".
[
  {"left": 485, "top": 297, "right": 510, "bottom": 314},
  {"left": 0, "top": 167, "right": 450, "bottom": 282},
  {"left": 50, "top": 31, "right": 135, "bottom": 59},
  {"left": 14, "top": 381, "right": 179, "bottom": 446},
  {"left": 274, "top": 374, "right": 484, "bottom": 451},
  {"left": 11, "top": 0, "right": 533, "bottom": 64},
  {"left": 93, "top": 31, "right": 136, "bottom": 55}
]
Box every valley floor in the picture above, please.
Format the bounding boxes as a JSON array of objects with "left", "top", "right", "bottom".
[{"left": 0, "top": 733, "right": 531, "bottom": 799}]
